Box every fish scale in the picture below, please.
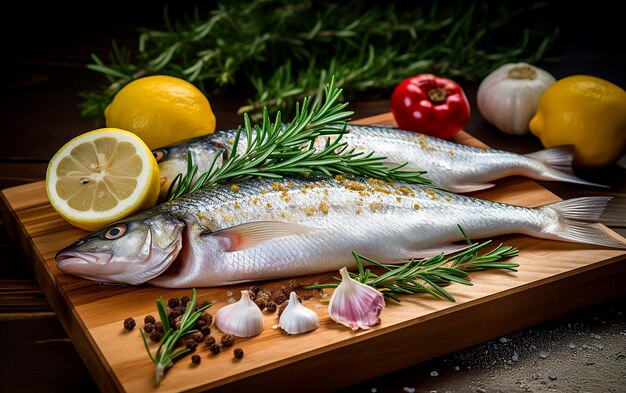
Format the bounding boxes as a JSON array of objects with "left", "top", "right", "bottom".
[
  {"left": 155, "top": 124, "right": 605, "bottom": 197},
  {"left": 55, "top": 176, "right": 625, "bottom": 288}
]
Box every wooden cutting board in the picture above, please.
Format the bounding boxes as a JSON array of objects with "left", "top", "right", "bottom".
[{"left": 2, "top": 113, "right": 625, "bottom": 393}]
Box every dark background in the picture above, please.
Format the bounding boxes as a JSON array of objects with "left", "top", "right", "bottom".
[
  {"left": 1, "top": 2, "right": 625, "bottom": 392},
  {"left": 1, "top": 1, "right": 625, "bottom": 164}
]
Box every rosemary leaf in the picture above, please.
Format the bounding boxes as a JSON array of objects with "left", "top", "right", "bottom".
[
  {"left": 306, "top": 226, "right": 520, "bottom": 302},
  {"left": 80, "top": 0, "right": 560, "bottom": 121},
  {"left": 143, "top": 288, "right": 212, "bottom": 384},
  {"left": 166, "top": 77, "right": 430, "bottom": 200}
]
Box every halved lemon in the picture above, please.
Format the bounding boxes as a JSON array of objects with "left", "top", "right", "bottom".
[{"left": 46, "top": 128, "right": 160, "bottom": 231}]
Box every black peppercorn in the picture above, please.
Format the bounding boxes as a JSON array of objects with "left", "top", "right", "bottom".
[
  {"left": 233, "top": 348, "right": 244, "bottom": 359},
  {"left": 143, "top": 322, "right": 154, "bottom": 333},
  {"left": 168, "top": 297, "right": 180, "bottom": 309},
  {"left": 272, "top": 290, "right": 287, "bottom": 305},
  {"left": 209, "top": 343, "right": 221, "bottom": 355},
  {"left": 201, "top": 311, "right": 213, "bottom": 326},
  {"left": 221, "top": 334, "right": 235, "bottom": 348},
  {"left": 191, "top": 354, "right": 201, "bottom": 365},
  {"left": 123, "top": 317, "right": 136, "bottom": 331},
  {"left": 144, "top": 315, "right": 156, "bottom": 325},
  {"left": 149, "top": 330, "right": 163, "bottom": 343},
  {"left": 278, "top": 301, "right": 289, "bottom": 317},
  {"left": 204, "top": 335, "right": 216, "bottom": 347},
  {"left": 180, "top": 295, "right": 190, "bottom": 307},
  {"left": 154, "top": 321, "right": 164, "bottom": 333},
  {"left": 191, "top": 332, "right": 205, "bottom": 343},
  {"left": 254, "top": 291, "right": 270, "bottom": 310},
  {"left": 266, "top": 301, "right": 277, "bottom": 313},
  {"left": 200, "top": 325, "right": 211, "bottom": 337},
  {"left": 186, "top": 339, "right": 198, "bottom": 351},
  {"left": 195, "top": 319, "right": 207, "bottom": 329},
  {"left": 197, "top": 300, "right": 211, "bottom": 310}
]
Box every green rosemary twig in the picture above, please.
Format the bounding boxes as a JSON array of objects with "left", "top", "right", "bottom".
[
  {"left": 165, "top": 77, "right": 430, "bottom": 200},
  {"left": 140, "top": 288, "right": 211, "bottom": 384},
  {"left": 306, "top": 225, "right": 520, "bottom": 302},
  {"left": 80, "top": 0, "right": 559, "bottom": 121}
]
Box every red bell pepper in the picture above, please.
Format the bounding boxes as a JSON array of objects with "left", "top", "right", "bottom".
[{"left": 390, "top": 74, "right": 470, "bottom": 139}]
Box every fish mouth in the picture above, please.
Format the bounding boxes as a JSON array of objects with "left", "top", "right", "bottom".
[{"left": 56, "top": 251, "right": 130, "bottom": 279}]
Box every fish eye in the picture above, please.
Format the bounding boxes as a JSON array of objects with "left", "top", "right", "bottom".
[
  {"left": 152, "top": 149, "right": 168, "bottom": 162},
  {"left": 102, "top": 224, "right": 127, "bottom": 240}
]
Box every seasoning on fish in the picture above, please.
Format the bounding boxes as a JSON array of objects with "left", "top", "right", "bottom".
[
  {"left": 55, "top": 176, "right": 625, "bottom": 288},
  {"left": 153, "top": 124, "right": 605, "bottom": 198}
]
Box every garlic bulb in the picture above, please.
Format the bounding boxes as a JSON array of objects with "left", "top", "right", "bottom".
[
  {"left": 215, "top": 290, "right": 264, "bottom": 337},
  {"left": 328, "top": 267, "right": 385, "bottom": 330},
  {"left": 477, "top": 62, "right": 556, "bottom": 135},
  {"left": 279, "top": 292, "right": 320, "bottom": 334}
]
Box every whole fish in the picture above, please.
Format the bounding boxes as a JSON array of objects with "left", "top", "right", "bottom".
[
  {"left": 153, "top": 124, "right": 603, "bottom": 198},
  {"left": 56, "top": 176, "right": 625, "bottom": 288}
]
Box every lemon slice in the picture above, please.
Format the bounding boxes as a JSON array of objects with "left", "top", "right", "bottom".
[{"left": 46, "top": 128, "right": 161, "bottom": 231}]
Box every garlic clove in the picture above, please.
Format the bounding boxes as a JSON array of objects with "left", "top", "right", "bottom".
[
  {"left": 279, "top": 292, "right": 320, "bottom": 335},
  {"left": 215, "top": 290, "right": 264, "bottom": 337},
  {"left": 328, "top": 267, "right": 385, "bottom": 330},
  {"left": 477, "top": 62, "right": 556, "bottom": 135}
]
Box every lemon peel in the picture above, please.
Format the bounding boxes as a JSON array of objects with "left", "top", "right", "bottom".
[{"left": 105, "top": 75, "right": 216, "bottom": 149}]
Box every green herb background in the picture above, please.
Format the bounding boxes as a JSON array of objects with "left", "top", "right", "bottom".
[{"left": 80, "top": 0, "right": 559, "bottom": 122}]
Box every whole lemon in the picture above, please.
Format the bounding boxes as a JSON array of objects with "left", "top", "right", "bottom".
[
  {"left": 105, "top": 75, "right": 216, "bottom": 149},
  {"left": 529, "top": 75, "right": 626, "bottom": 167}
]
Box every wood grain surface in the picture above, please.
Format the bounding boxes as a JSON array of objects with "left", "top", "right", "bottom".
[{"left": 1, "top": 114, "right": 625, "bottom": 393}]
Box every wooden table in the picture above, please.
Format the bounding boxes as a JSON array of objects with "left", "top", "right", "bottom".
[{"left": 1, "top": 4, "right": 625, "bottom": 392}]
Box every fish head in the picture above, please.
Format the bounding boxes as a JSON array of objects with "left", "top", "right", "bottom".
[
  {"left": 153, "top": 136, "right": 225, "bottom": 199},
  {"left": 55, "top": 212, "right": 184, "bottom": 285}
]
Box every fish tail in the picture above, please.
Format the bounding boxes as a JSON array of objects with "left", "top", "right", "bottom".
[
  {"left": 524, "top": 146, "right": 608, "bottom": 188},
  {"left": 539, "top": 196, "right": 626, "bottom": 249}
]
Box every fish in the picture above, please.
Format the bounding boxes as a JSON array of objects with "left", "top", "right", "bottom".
[
  {"left": 152, "top": 124, "right": 604, "bottom": 198},
  {"left": 55, "top": 175, "right": 625, "bottom": 288}
]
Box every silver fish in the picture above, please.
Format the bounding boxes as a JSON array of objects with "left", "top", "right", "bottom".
[
  {"left": 55, "top": 176, "right": 625, "bottom": 288},
  {"left": 153, "top": 124, "right": 603, "bottom": 198}
]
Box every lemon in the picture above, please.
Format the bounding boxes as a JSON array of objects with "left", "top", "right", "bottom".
[
  {"left": 529, "top": 75, "right": 626, "bottom": 167},
  {"left": 104, "top": 75, "right": 216, "bottom": 149},
  {"left": 46, "top": 128, "right": 161, "bottom": 231}
]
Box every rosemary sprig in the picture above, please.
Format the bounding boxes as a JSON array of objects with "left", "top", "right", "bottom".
[
  {"left": 166, "top": 77, "right": 430, "bottom": 200},
  {"left": 307, "top": 226, "right": 520, "bottom": 302},
  {"left": 80, "top": 0, "right": 559, "bottom": 121},
  {"left": 140, "top": 288, "right": 211, "bottom": 384}
]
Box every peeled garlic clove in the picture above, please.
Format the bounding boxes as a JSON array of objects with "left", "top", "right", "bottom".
[
  {"left": 328, "top": 267, "right": 385, "bottom": 330},
  {"left": 215, "top": 290, "right": 264, "bottom": 337},
  {"left": 279, "top": 292, "right": 320, "bottom": 335}
]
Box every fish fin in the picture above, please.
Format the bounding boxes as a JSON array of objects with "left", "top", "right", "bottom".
[
  {"left": 524, "top": 146, "right": 608, "bottom": 188},
  {"left": 210, "top": 221, "right": 319, "bottom": 251},
  {"left": 446, "top": 182, "right": 495, "bottom": 193},
  {"left": 409, "top": 243, "right": 473, "bottom": 259},
  {"left": 540, "top": 197, "right": 626, "bottom": 249}
]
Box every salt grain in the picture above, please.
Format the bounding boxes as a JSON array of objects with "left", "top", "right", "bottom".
[
  {"left": 430, "top": 371, "right": 439, "bottom": 377},
  {"left": 539, "top": 351, "right": 548, "bottom": 359},
  {"left": 548, "top": 372, "right": 557, "bottom": 381},
  {"left": 568, "top": 343, "right": 577, "bottom": 349},
  {"left": 403, "top": 387, "right": 416, "bottom": 393},
  {"left": 454, "top": 366, "right": 460, "bottom": 371}
]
